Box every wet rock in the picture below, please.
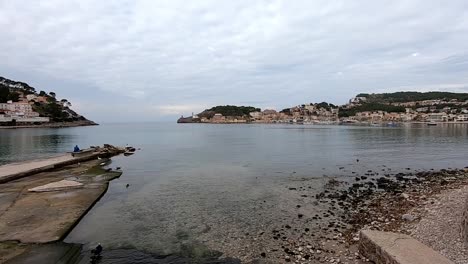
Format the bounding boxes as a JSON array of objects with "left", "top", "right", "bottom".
[{"left": 402, "top": 214, "right": 416, "bottom": 222}]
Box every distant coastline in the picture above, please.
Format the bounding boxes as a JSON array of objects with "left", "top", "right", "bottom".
[
  {"left": 177, "top": 116, "right": 468, "bottom": 125},
  {"left": 177, "top": 92, "right": 468, "bottom": 124},
  {"left": 0, "top": 120, "right": 98, "bottom": 129}
]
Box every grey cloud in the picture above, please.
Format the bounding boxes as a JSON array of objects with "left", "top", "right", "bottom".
[{"left": 1, "top": 0, "right": 468, "bottom": 121}]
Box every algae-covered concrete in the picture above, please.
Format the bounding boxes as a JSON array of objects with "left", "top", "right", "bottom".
[{"left": 0, "top": 159, "right": 122, "bottom": 244}]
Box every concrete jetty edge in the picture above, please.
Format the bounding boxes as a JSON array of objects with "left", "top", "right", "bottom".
[{"left": 0, "top": 148, "right": 124, "bottom": 184}]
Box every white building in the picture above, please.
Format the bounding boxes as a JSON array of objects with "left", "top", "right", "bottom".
[
  {"left": 457, "top": 114, "right": 468, "bottom": 122},
  {"left": 0, "top": 101, "right": 39, "bottom": 117},
  {"left": 0, "top": 115, "right": 49, "bottom": 123},
  {"left": 249, "top": 111, "right": 262, "bottom": 119},
  {"left": 26, "top": 94, "right": 37, "bottom": 101}
]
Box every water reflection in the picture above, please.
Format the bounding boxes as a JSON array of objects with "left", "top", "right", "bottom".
[{"left": 0, "top": 129, "right": 77, "bottom": 164}]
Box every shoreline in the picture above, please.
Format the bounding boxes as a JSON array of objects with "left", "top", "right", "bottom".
[
  {"left": 0, "top": 120, "right": 98, "bottom": 129},
  {"left": 2, "top": 151, "right": 468, "bottom": 263},
  {"left": 195, "top": 165, "right": 468, "bottom": 263},
  {"left": 177, "top": 120, "right": 468, "bottom": 125},
  {"left": 293, "top": 166, "right": 468, "bottom": 263}
]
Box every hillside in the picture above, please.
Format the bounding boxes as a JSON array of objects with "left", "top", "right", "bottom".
[
  {"left": 0, "top": 76, "right": 95, "bottom": 124},
  {"left": 356, "top": 91, "right": 468, "bottom": 103}
]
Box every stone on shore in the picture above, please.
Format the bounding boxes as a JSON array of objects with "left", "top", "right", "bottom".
[
  {"left": 28, "top": 180, "right": 83, "bottom": 192},
  {"left": 359, "top": 229, "right": 454, "bottom": 264}
]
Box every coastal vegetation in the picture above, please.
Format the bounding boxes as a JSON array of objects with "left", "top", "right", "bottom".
[
  {"left": 357, "top": 91, "right": 468, "bottom": 103},
  {"left": 199, "top": 105, "right": 260, "bottom": 118},
  {"left": 0, "top": 86, "right": 20, "bottom": 103},
  {"left": 339, "top": 103, "right": 406, "bottom": 117}
]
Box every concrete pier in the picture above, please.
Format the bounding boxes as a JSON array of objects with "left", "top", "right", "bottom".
[
  {"left": 0, "top": 159, "right": 123, "bottom": 244},
  {"left": 0, "top": 155, "right": 74, "bottom": 182},
  {"left": 0, "top": 146, "right": 124, "bottom": 184},
  {"left": 0, "top": 146, "right": 127, "bottom": 263}
]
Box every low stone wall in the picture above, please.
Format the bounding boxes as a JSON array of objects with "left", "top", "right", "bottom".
[{"left": 359, "top": 230, "right": 454, "bottom": 264}]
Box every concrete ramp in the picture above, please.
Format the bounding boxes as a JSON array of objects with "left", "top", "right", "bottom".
[{"left": 359, "top": 229, "right": 454, "bottom": 264}]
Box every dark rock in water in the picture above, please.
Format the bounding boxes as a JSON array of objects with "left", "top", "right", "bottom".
[
  {"left": 361, "top": 176, "right": 367, "bottom": 180},
  {"left": 296, "top": 205, "right": 301, "bottom": 208},
  {"left": 355, "top": 177, "right": 361, "bottom": 181},
  {"left": 305, "top": 228, "right": 310, "bottom": 232},
  {"left": 288, "top": 187, "right": 297, "bottom": 190},
  {"left": 260, "top": 252, "right": 266, "bottom": 258},
  {"left": 298, "top": 214, "right": 304, "bottom": 218},
  {"left": 285, "top": 225, "right": 291, "bottom": 229},
  {"left": 125, "top": 147, "right": 136, "bottom": 152}
]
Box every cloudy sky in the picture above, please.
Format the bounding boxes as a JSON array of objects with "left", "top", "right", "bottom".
[{"left": 1, "top": 0, "right": 468, "bottom": 122}]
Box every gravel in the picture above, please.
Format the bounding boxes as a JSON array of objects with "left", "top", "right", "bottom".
[{"left": 405, "top": 185, "right": 468, "bottom": 264}]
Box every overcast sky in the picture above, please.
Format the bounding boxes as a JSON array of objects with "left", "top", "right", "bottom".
[{"left": 1, "top": 0, "right": 468, "bottom": 122}]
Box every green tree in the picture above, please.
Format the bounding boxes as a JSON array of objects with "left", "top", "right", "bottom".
[
  {"left": 7, "top": 92, "right": 20, "bottom": 102},
  {"left": 47, "top": 96, "right": 57, "bottom": 103},
  {"left": 0, "top": 86, "right": 9, "bottom": 103}
]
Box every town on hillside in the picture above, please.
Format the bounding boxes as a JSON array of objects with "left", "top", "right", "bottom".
[
  {"left": 0, "top": 76, "right": 92, "bottom": 126},
  {"left": 178, "top": 92, "right": 468, "bottom": 124}
]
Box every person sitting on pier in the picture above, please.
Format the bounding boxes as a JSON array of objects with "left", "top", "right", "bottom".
[
  {"left": 91, "top": 243, "right": 103, "bottom": 255},
  {"left": 90, "top": 243, "right": 103, "bottom": 263},
  {"left": 73, "top": 145, "right": 80, "bottom": 152}
]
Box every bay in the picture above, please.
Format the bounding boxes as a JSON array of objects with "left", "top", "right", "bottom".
[{"left": 1, "top": 123, "right": 467, "bottom": 262}]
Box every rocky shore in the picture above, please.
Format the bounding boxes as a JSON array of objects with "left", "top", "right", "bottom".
[
  {"left": 267, "top": 167, "right": 468, "bottom": 263},
  {"left": 193, "top": 166, "right": 468, "bottom": 264},
  {"left": 0, "top": 120, "right": 98, "bottom": 129}
]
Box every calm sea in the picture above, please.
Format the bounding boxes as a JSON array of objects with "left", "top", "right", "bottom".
[{"left": 1, "top": 123, "right": 468, "bottom": 262}]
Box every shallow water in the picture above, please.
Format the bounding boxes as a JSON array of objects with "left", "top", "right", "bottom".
[{"left": 1, "top": 123, "right": 468, "bottom": 262}]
